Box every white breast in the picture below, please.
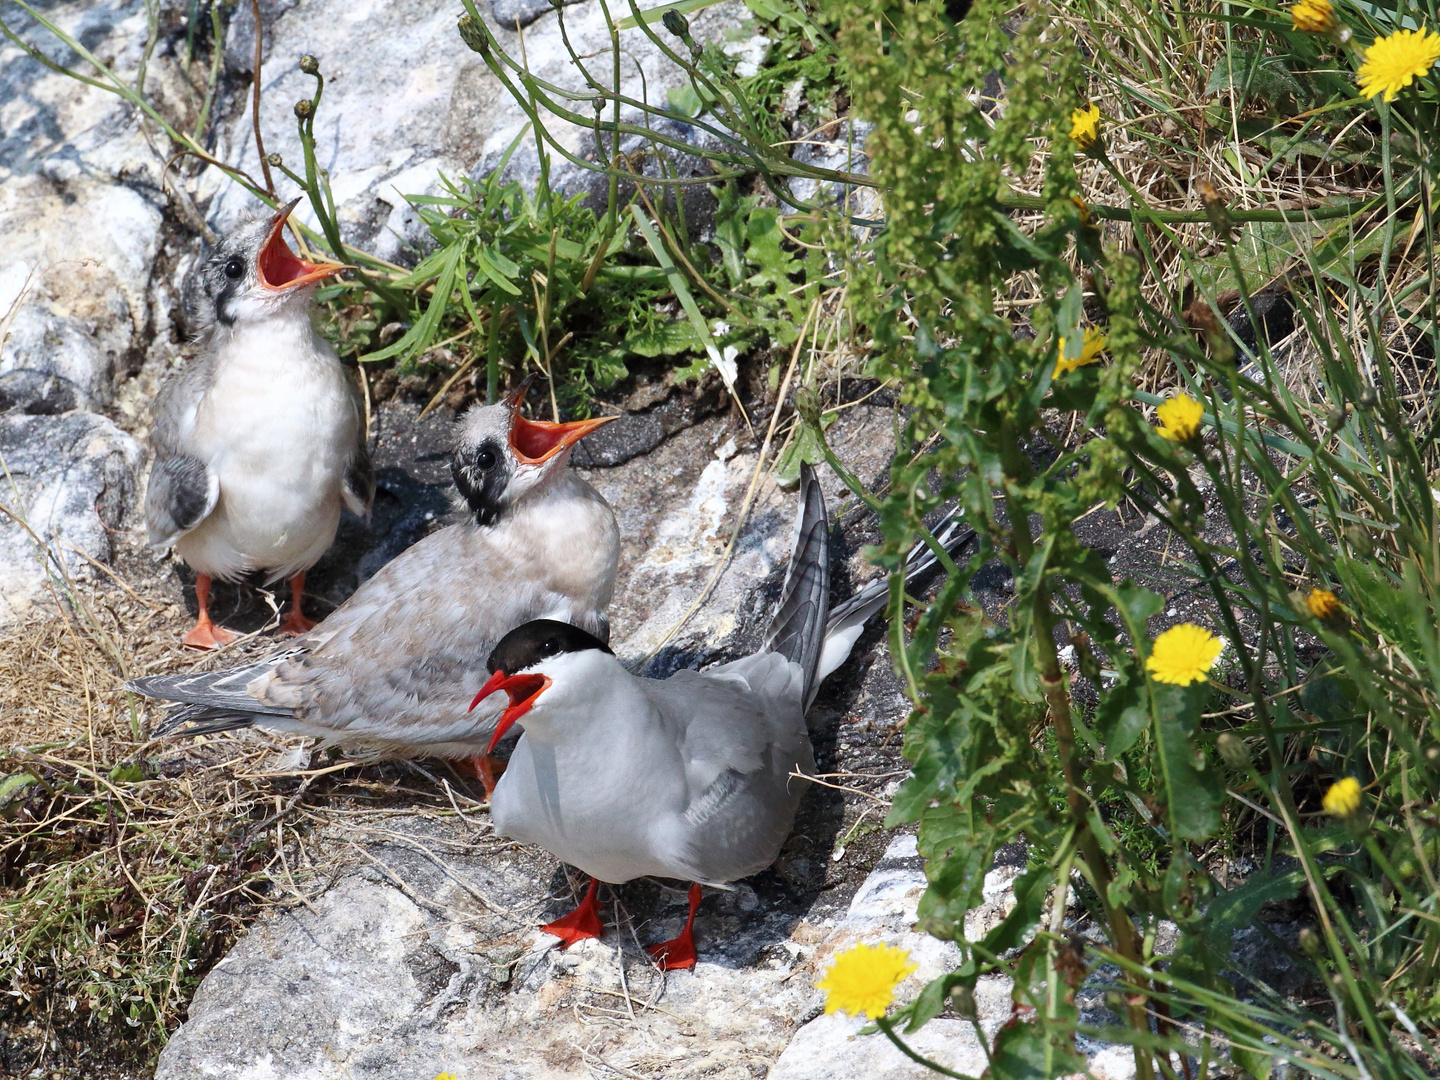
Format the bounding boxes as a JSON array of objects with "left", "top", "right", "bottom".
[{"left": 175, "top": 313, "right": 358, "bottom": 582}]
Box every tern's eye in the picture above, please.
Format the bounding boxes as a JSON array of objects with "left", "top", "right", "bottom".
[
  {"left": 541, "top": 639, "right": 558, "bottom": 655},
  {"left": 474, "top": 448, "right": 497, "bottom": 471},
  {"left": 222, "top": 256, "right": 245, "bottom": 281}
]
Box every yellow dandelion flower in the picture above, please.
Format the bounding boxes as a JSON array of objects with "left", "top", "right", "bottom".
[
  {"left": 1155, "top": 394, "right": 1205, "bottom": 442},
  {"left": 1322, "top": 776, "right": 1363, "bottom": 817},
  {"left": 1069, "top": 103, "right": 1100, "bottom": 149},
  {"left": 436, "top": 1074, "right": 458, "bottom": 1080},
  {"left": 816, "top": 942, "right": 916, "bottom": 1019},
  {"left": 1357, "top": 27, "right": 1440, "bottom": 102},
  {"left": 1146, "top": 624, "right": 1224, "bottom": 686},
  {"left": 1290, "top": 0, "right": 1335, "bottom": 33},
  {"left": 1305, "top": 587, "right": 1342, "bottom": 620},
  {"left": 1054, "top": 328, "right": 1107, "bottom": 377}
]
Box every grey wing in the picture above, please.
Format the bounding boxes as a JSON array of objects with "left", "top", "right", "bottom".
[
  {"left": 342, "top": 439, "right": 375, "bottom": 519},
  {"left": 145, "top": 454, "right": 219, "bottom": 548},
  {"left": 661, "top": 666, "right": 815, "bottom": 882},
  {"left": 341, "top": 374, "right": 375, "bottom": 519},
  {"left": 146, "top": 357, "right": 219, "bottom": 547}
]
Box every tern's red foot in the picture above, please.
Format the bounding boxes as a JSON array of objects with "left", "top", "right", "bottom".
[
  {"left": 646, "top": 883, "right": 702, "bottom": 971},
  {"left": 542, "top": 878, "right": 603, "bottom": 947},
  {"left": 182, "top": 618, "right": 235, "bottom": 650},
  {"left": 277, "top": 609, "right": 317, "bottom": 636},
  {"left": 183, "top": 574, "right": 235, "bottom": 649},
  {"left": 277, "top": 573, "right": 316, "bottom": 637}
]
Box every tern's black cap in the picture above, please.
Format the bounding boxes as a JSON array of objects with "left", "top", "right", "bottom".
[{"left": 487, "top": 619, "right": 611, "bottom": 675}]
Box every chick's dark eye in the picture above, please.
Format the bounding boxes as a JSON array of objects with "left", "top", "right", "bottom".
[
  {"left": 474, "top": 448, "right": 497, "bottom": 470},
  {"left": 222, "top": 256, "right": 245, "bottom": 281}
]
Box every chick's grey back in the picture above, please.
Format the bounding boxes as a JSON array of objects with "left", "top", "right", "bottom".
[{"left": 250, "top": 476, "right": 618, "bottom": 752}]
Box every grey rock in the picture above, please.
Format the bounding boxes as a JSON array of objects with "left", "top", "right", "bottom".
[
  {"left": 224, "top": 0, "right": 304, "bottom": 75},
  {"left": 0, "top": 301, "right": 112, "bottom": 413},
  {"left": 0, "top": 1, "right": 167, "bottom": 412},
  {"left": 202, "top": 0, "right": 761, "bottom": 261},
  {"left": 0, "top": 411, "right": 141, "bottom": 624},
  {"left": 488, "top": 0, "right": 585, "bottom": 32},
  {"left": 569, "top": 378, "right": 728, "bottom": 468}
]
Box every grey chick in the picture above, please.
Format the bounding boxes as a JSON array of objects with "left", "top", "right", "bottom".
[
  {"left": 147, "top": 199, "right": 372, "bottom": 648},
  {"left": 128, "top": 388, "right": 618, "bottom": 793}
]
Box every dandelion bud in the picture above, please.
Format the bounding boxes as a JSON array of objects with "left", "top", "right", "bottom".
[
  {"left": 1426, "top": 745, "right": 1440, "bottom": 764},
  {"left": 299, "top": 54, "right": 320, "bottom": 75},
  {"left": 457, "top": 14, "right": 490, "bottom": 55},
  {"left": 1298, "top": 927, "right": 1320, "bottom": 956},
  {"left": 1327, "top": 407, "right": 1346, "bottom": 431},
  {"left": 1216, "top": 733, "right": 1250, "bottom": 769},
  {"left": 293, "top": 98, "right": 313, "bottom": 120},
  {"left": 1358, "top": 387, "right": 1378, "bottom": 409},
  {"left": 662, "top": 9, "right": 690, "bottom": 37},
  {"left": 1197, "top": 178, "right": 1234, "bottom": 244},
  {"left": 1344, "top": 524, "right": 1373, "bottom": 557},
  {"left": 265, "top": 152, "right": 283, "bottom": 166},
  {"left": 1383, "top": 437, "right": 1402, "bottom": 457},
  {"left": 948, "top": 985, "right": 977, "bottom": 1020}
]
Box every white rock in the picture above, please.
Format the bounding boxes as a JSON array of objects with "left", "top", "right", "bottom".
[
  {"left": 0, "top": 411, "right": 142, "bottom": 624},
  {"left": 0, "top": 1, "right": 166, "bottom": 412}
]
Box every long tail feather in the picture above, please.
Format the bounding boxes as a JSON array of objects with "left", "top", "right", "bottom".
[
  {"left": 763, "top": 463, "right": 830, "bottom": 710},
  {"left": 128, "top": 660, "right": 291, "bottom": 738},
  {"left": 150, "top": 704, "right": 258, "bottom": 738},
  {"left": 815, "top": 509, "right": 975, "bottom": 685}
]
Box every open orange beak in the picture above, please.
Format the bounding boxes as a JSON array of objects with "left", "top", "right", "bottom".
[
  {"left": 258, "top": 198, "right": 351, "bottom": 291},
  {"left": 509, "top": 412, "right": 618, "bottom": 464},
  {"left": 470, "top": 670, "right": 552, "bottom": 753}
]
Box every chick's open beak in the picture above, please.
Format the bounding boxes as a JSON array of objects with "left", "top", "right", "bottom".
[
  {"left": 470, "top": 670, "right": 552, "bottom": 753},
  {"left": 509, "top": 413, "right": 618, "bottom": 464},
  {"left": 258, "top": 198, "right": 352, "bottom": 291}
]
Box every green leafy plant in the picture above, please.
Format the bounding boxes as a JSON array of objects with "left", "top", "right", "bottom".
[{"left": 794, "top": 0, "right": 1440, "bottom": 1075}]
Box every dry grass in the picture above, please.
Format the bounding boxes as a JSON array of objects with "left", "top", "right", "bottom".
[{"left": 0, "top": 564, "right": 487, "bottom": 1069}]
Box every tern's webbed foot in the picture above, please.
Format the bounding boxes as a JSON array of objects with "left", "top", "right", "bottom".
[
  {"left": 542, "top": 878, "right": 603, "bottom": 947},
  {"left": 277, "top": 609, "right": 317, "bottom": 637},
  {"left": 646, "top": 883, "right": 702, "bottom": 971},
  {"left": 182, "top": 619, "right": 236, "bottom": 650},
  {"left": 646, "top": 933, "right": 697, "bottom": 971}
]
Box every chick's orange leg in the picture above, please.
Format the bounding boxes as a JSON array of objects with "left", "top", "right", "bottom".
[
  {"left": 183, "top": 573, "right": 236, "bottom": 650},
  {"left": 277, "top": 572, "right": 317, "bottom": 636},
  {"left": 454, "top": 754, "right": 506, "bottom": 798},
  {"left": 543, "top": 877, "right": 604, "bottom": 947},
  {"left": 647, "top": 883, "right": 702, "bottom": 971}
]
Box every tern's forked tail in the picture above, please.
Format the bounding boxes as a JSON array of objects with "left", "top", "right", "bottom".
[{"left": 763, "top": 463, "right": 831, "bottom": 710}]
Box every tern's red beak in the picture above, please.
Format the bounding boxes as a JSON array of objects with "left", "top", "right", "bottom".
[
  {"left": 509, "top": 412, "right": 618, "bottom": 465},
  {"left": 257, "top": 198, "right": 351, "bottom": 291},
  {"left": 470, "top": 670, "right": 552, "bottom": 753}
]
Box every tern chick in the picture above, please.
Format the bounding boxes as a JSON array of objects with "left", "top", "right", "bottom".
[
  {"left": 146, "top": 199, "right": 371, "bottom": 648},
  {"left": 128, "top": 389, "right": 618, "bottom": 788},
  {"left": 473, "top": 465, "right": 971, "bottom": 969}
]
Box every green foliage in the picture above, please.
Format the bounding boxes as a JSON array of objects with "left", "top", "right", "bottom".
[{"left": 800, "top": 0, "right": 1440, "bottom": 1075}]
